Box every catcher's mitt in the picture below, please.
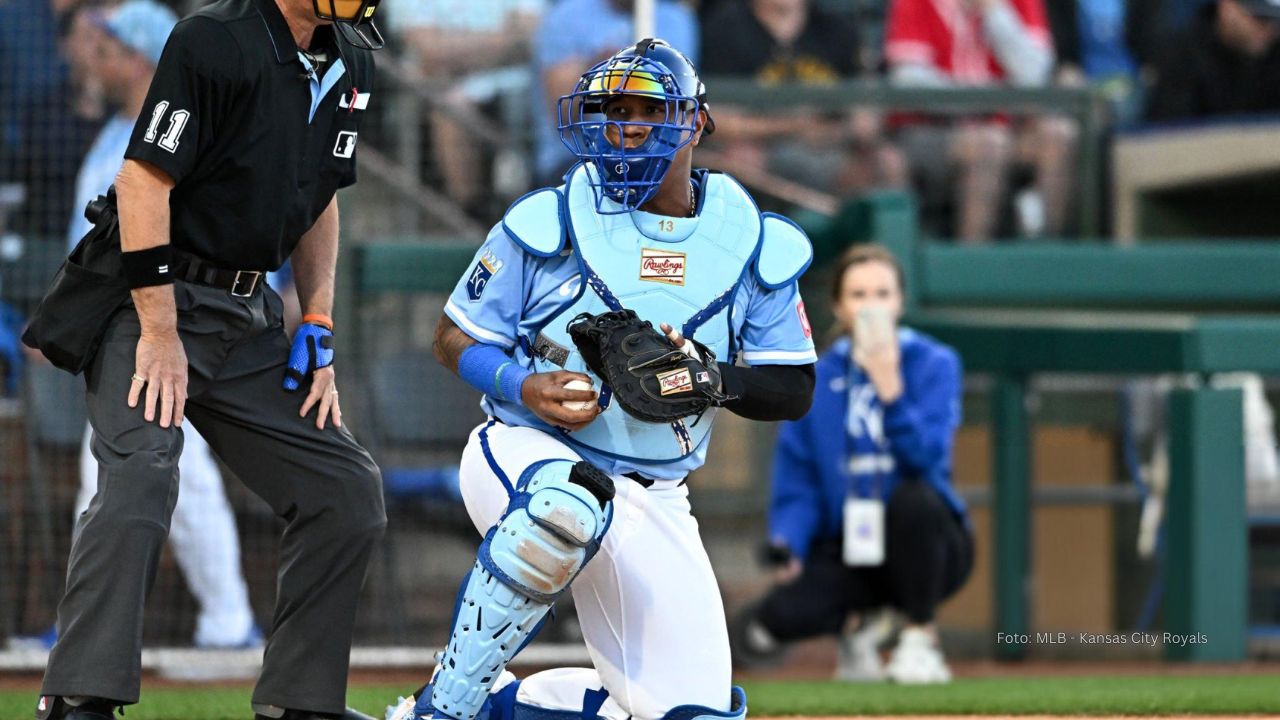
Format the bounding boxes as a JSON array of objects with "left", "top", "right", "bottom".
[{"left": 567, "top": 310, "right": 733, "bottom": 423}]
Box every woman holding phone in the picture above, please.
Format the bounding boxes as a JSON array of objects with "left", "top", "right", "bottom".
[{"left": 732, "top": 244, "right": 973, "bottom": 684}]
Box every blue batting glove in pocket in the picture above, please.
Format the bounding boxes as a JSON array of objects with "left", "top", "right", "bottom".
[{"left": 283, "top": 322, "right": 335, "bottom": 391}]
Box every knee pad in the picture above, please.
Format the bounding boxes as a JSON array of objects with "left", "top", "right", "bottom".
[
  {"left": 432, "top": 460, "right": 613, "bottom": 720},
  {"left": 660, "top": 687, "right": 748, "bottom": 720},
  {"left": 482, "top": 459, "right": 614, "bottom": 603}
]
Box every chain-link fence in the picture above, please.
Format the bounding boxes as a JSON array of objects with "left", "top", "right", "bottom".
[{"left": 5, "top": 0, "right": 1200, "bottom": 685}]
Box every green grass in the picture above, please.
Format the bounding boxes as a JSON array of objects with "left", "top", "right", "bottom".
[
  {"left": 1, "top": 675, "right": 1276, "bottom": 719},
  {"left": 736, "top": 676, "right": 1279, "bottom": 715}
]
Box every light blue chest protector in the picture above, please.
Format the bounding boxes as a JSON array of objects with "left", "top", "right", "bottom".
[{"left": 504, "top": 163, "right": 763, "bottom": 463}]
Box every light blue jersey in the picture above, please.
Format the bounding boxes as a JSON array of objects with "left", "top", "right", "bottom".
[
  {"left": 67, "top": 115, "right": 134, "bottom": 249},
  {"left": 444, "top": 169, "right": 817, "bottom": 480}
]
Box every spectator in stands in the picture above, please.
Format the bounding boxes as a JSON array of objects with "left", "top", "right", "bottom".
[
  {"left": 1145, "top": 0, "right": 1280, "bottom": 121},
  {"left": 699, "top": 0, "right": 907, "bottom": 197},
  {"left": 732, "top": 244, "right": 972, "bottom": 685},
  {"left": 531, "top": 0, "right": 699, "bottom": 186},
  {"left": 63, "top": 0, "right": 260, "bottom": 652},
  {"left": 1048, "top": 0, "right": 1169, "bottom": 127},
  {"left": 0, "top": 0, "right": 105, "bottom": 244},
  {"left": 886, "top": 0, "right": 1076, "bottom": 242},
  {"left": 0, "top": 0, "right": 105, "bottom": 398},
  {"left": 385, "top": 0, "right": 545, "bottom": 215},
  {"left": 0, "top": 0, "right": 74, "bottom": 160}
]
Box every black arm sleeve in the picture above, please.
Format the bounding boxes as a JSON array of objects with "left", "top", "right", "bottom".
[{"left": 717, "top": 363, "right": 816, "bottom": 422}]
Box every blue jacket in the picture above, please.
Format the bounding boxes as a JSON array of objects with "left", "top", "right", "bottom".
[{"left": 768, "top": 329, "right": 968, "bottom": 562}]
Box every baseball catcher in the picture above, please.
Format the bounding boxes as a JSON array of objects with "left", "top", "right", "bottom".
[{"left": 388, "top": 38, "right": 816, "bottom": 720}]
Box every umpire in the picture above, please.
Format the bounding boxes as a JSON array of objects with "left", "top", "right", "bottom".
[{"left": 32, "top": 0, "right": 388, "bottom": 718}]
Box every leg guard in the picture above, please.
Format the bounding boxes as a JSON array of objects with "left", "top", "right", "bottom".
[{"left": 432, "top": 460, "right": 613, "bottom": 720}]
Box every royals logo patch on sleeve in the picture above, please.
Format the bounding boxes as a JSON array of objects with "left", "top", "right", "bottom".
[
  {"left": 466, "top": 249, "right": 503, "bottom": 302},
  {"left": 797, "top": 300, "right": 812, "bottom": 338}
]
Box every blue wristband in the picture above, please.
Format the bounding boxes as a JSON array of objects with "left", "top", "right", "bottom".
[{"left": 458, "top": 343, "right": 532, "bottom": 406}]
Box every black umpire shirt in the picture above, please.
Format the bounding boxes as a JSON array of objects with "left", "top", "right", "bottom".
[{"left": 123, "top": 0, "right": 373, "bottom": 271}]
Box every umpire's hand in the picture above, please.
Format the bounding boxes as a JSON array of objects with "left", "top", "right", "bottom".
[
  {"left": 298, "top": 365, "right": 342, "bottom": 430},
  {"left": 284, "top": 321, "right": 342, "bottom": 430},
  {"left": 129, "top": 330, "right": 189, "bottom": 428}
]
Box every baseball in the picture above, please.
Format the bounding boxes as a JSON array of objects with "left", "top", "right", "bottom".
[{"left": 561, "top": 378, "right": 596, "bottom": 412}]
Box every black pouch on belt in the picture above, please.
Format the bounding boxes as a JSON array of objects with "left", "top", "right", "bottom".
[{"left": 21, "top": 185, "right": 131, "bottom": 374}]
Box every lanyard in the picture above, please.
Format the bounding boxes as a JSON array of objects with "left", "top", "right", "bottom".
[{"left": 842, "top": 358, "right": 889, "bottom": 500}]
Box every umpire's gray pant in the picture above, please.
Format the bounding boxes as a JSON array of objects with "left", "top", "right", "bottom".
[{"left": 40, "top": 281, "right": 386, "bottom": 715}]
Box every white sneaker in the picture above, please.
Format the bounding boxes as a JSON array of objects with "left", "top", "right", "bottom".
[
  {"left": 886, "top": 627, "right": 952, "bottom": 684},
  {"left": 834, "top": 622, "right": 884, "bottom": 682}
]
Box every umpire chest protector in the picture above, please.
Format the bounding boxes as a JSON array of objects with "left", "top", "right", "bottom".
[{"left": 505, "top": 162, "right": 795, "bottom": 463}]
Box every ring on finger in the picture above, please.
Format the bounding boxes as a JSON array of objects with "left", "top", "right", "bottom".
[
  {"left": 330, "top": 389, "right": 339, "bottom": 396},
  {"left": 131, "top": 374, "right": 146, "bottom": 383}
]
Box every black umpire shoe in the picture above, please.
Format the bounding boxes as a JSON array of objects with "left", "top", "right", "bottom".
[
  {"left": 35, "top": 696, "right": 120, "bottom": 719},
  {"left": 253, "top": 707, "right": 378, "bottom": 720}
]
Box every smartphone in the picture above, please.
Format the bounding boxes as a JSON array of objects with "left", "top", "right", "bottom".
[{"left": 854, "top": 306, "right": 895, "bottom": 356}]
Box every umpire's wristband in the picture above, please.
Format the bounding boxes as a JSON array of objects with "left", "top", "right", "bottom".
[
  {"left": 121, "top": 246, "right": 175, "bottom": 288},
  {"left": 458, "top": 343, "right": 531, "bottom": 405}
]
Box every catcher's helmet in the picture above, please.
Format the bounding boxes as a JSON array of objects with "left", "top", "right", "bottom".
[
  {"left": 312, "top": 0, "right": 385, "bottom": 50},
  {"left": 558, "top": 38, "right": 715, "bottom": 213}
]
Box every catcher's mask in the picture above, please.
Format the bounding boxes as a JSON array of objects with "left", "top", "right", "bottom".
[
  {"left": 312, "top": 0, "right": 385, "bottom": 50},
  {"left": 557, "top": 38, "right": 714, "bottom": 214}
]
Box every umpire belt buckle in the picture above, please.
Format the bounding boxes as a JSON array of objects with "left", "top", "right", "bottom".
[{"left": 231, "top": 270, "right": 262, "bottom": 297}]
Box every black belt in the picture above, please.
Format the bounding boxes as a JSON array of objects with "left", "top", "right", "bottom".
[
  {"left": 488, "top": 417, "right": 683, "bottom": 490},
  {"left": 624, "top": 472, "right": 687, "bottom": 489},
  {"left": 172, "top": 252, "right": 265, "bottom": 297},
  {"left": 624, "top": 472, "right": 654, "bottom": 488}
]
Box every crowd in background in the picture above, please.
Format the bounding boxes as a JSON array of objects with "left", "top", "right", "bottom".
[
  {"left": 377, "top": 0, "right": 1280, "bottom": 243},
  {"left": 7, "top": 0, "right": 1280, "bottom": 257}
]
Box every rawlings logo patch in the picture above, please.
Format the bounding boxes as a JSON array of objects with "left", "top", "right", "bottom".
[
  {"left": 657, "top": 367, "right": 693, "bottom": 396},
  {"left": 640, "top": 248, "right": 686, "bottom": 285},
  {"left": 466, "top": 249, "right": 503, "bottom": 302}
]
